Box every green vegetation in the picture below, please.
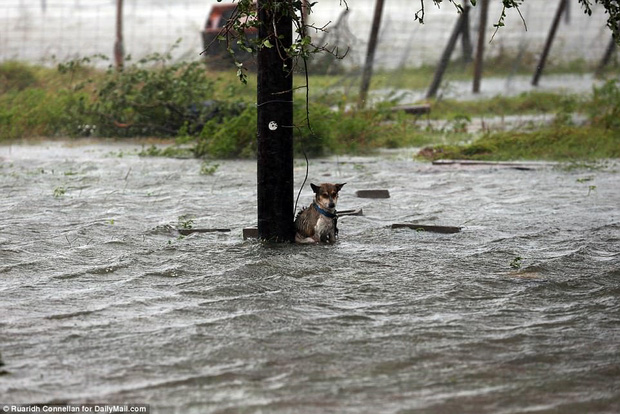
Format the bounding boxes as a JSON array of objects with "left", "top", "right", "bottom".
[
  {"left": 1, "top": 56, "right": 619, "bottom": 161},
  {"left": 429, "top": 92, "right": 578, "bottom": 119},
  {"left": 178, "top": 216, "right": 194, "bottom": 230},
  {"left": 53, "top": 186, "right": 66, "bottom": 198},
  {"left": 419, "top": 126, "right": 619, "bottom": 161},
  {"left": 138, "top": 144, "right": 193, "bottom": 158},
  {"left": 419, "top": 80, "right": 620, "bottom": 162},
  {"left": 199, "top": 160, "right": 219, "bottom": 175}
]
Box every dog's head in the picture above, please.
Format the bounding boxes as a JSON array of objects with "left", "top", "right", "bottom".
[{"left": 311, "top": 183, "right": 345, "bottom": 211}]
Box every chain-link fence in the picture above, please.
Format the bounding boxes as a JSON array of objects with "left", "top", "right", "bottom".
[
  {"left": 1, "top": 0, "right": 210, "bottom": 65},
  {"left": 0, "top": 0, "right": 615, "bottom": 69}
]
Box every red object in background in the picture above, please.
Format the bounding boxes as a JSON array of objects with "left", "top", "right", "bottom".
[{"left": 201, "top": 2, "right": 257, "bottom": 69}]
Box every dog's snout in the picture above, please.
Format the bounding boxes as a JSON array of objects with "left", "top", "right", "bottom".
[{"left": 328, "top": 201, "right": 335, "bottom": 208}]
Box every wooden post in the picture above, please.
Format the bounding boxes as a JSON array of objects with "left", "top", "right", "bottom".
[
  {"left": 427, "top": 5, "right": 471, "bottom": 98},
  {"left": 473, "top": 0, "right": 489, "bottom": 94},
  {"left": 596, "top": 35, "right": 617, "bottom": 76},
  {"left": 358, "top": 0, "right": 385, "bottom": 109},
  {"left": 461, "top": 1, "right": 473, "bottom": 64},
  {"left": 532, "top": 0, "right": 567, "bottom": 86},
  {"left": 114, "top": 0, "right": 124, "bottom": 70},
  {"left": 256, "top": 0, "right": 295, "bottom": 242}
]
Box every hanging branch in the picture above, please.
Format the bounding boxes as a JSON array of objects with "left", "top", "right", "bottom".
[
  {"left": 413, "top": 0, "right": 619, "bottom": 45},
  {"left": 578, "top": 0, "right": 620, "bottom": 42},
  {"left": 201, "top": 0, "right": 349, "bottom": 84},
  {"left": 491, "top": 1, "right": 527, "bottom": 42}
]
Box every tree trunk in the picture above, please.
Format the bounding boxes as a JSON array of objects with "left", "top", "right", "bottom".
[{"left": 256, "top": 0, "right": 295, "bottom": 242}]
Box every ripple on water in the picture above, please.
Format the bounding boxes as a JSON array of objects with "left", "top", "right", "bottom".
[{"left": 1, "top": 143, "right": 619, "bottom": 412}]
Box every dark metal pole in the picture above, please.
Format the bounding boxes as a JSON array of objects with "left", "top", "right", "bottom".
[
  {"left": 256, "top": 0, "right": 295, "bottom": 242},
  {"left": 114, "top": 0, "right": 124, "bottom": 70},
  {"left": 473, "top": 0, "right": 489, "bottom": 93},
  {"left": 358, "top": 0, "right": 385, "bottom": 109},
  {"left": 427, "top": 5, "right": 471, "bottom": 98},
  {"left": 532, "top": 0, "right": 567, "bottom": 86}
]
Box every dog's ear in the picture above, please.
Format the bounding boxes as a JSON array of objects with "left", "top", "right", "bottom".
[
  {"left": 310, "top": 183, "right": 320, "bottom": 194},
  {"left": 335, "top": 183, "right": 346, "bottom": 192}
]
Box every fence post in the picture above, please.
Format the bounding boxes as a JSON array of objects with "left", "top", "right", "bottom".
[
  {"left": 473, "top": 0, "right": 489, "bottom": 93},
  {"left": 358, "top": 0, "right": 385, "bottom": 109},
  {"left": 461, "top": 0, "right": 473, "bottom": 64},
  {"left": 114, "top": 0, "right": 124, "bottom": 70},
  {"left": 596, "top": 36, "right": 618, "bottom": 76},
  {"left": 427, "top": 5, "right": 471, "bottom": 98},
  {"left": 532, "top": 0, "right": 567, "bottom": 86}
]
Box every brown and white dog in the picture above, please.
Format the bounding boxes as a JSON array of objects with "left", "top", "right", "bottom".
[{"left": 295, "top": 183, "right": 345, "bottom": 244}]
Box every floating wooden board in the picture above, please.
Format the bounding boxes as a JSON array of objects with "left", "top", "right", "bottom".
[
  {"left": 243, "top": 227, "right": 259, "bottom": 240},
  {"left": 432, "top": 160, "right": 558, "bottom": 169},
  {"left": 356, "top": 190, "right": 390, "bottom": 199},
  {"left": 392, "top": 104, "right": 431, "bottom": 115},
  {"left": 338, "top": 208, "right": 364, "bottom": 216},
  {"left": 178, "top": 228, "right": 231, "bottom": 235},
  {"left": 391, "top": 223, "right": 461, "bottom": 234}
]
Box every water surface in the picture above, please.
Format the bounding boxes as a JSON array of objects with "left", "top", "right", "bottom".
[{"left": 1, "top": 141, "right": 619, "bottom": 413}]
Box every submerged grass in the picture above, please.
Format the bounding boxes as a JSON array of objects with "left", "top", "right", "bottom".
[
  {"left": 419, "top": 79, "right": 620, "bottom": 162},
  {"left": 429, "top": 92, "right": 580, "bottom": 119},
  {"left": 419, "top": 126, "right": 620, "bottom": 162}
]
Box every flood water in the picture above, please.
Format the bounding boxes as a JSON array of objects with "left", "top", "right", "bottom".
[{"left": 1, "top": 141, "right": 619, "bottom": 413}]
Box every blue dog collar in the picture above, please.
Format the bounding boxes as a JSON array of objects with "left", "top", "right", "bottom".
[{"left": 313, "top": 202, "right": 337, "bottom": 219}]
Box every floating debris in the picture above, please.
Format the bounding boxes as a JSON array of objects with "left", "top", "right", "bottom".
[
  {"left": 356, "top": 190, "right": 390, "bottom": 199},
  {"left": 391, "top": 223, "right": 462, "bottom": 234},
  {"left": 177, "top": 228, "right": 231, "bottom": 235}
]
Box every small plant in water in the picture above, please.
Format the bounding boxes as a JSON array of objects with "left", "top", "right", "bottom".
[
  {"left": 576, "top": 176, "right": 597, "bottom": 195},
  {"left": 178, "top": 216, "right": 194, "bottom": 229},
  {"left": 53, "top": 186, "right": 66, "bottom": 198},
  {"left": 200, "top": 161, "right": 219, "bottom": 176},
  {"left": 576, "top": 176, "right": 594, "bottom": 183},
  {"left": 448, "top": 114, "right": 472, "bottom": 133},
  {"left": 510, "top": 256, "right": 522, "bottom": 270}
]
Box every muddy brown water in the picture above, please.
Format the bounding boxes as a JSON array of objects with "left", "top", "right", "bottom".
[{"left": 1, "top": 141, "right": 619, "bottom": 413}]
